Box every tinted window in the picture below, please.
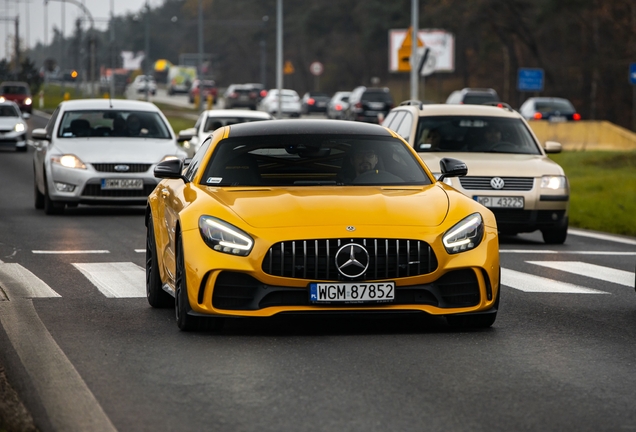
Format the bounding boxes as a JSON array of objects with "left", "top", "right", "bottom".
[
  {"left": 204, "top": 117, "right": 270, "bottom": 132},
  {"left": 57, "top": 110, "right": 172, "bottom": 138},
  {"left": 463, "top": 94, "right": 499, "bottom": 104},
  {"left": 1, "top": 85, "right": 29, "bottom": 95},
  {"left": 0, "top": 105, "right": 19, "bottom": 117},
  {"left": 535, "top": 100, "right": 575, "bottom": 112},
  {"left": 415, "top": 116, "right": 541, "bottom": 155},
  {"left": 362, "top": 91, "right": 393, "bottom": 103},
  {"left": 185, "top": 136, "right": 213, "bottom": 181},
  {"left": 202, "top": 134, "right": 431, "bottom": 187}
]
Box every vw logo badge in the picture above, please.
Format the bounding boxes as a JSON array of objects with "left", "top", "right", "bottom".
[
  {"left": 114, "top": 164, "right": 130, "bottom": 172},
  {"left": 490, "top": 177, "right": 505, "bottom": 190},
  {"left": 346, "top": 226, "right": 355, "bottom": 232},
  {"left": 335, "top": 243, "right": 369, "bottom": 278}
]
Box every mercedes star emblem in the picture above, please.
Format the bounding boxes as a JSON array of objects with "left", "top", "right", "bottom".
[{"left": 335, "top": 243, "right": 369, "bottom": 278}]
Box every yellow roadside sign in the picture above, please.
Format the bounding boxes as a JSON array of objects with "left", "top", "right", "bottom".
[
  {"left": 397, "top": 26, "right": 424, "bottom": 72},
  {"left": 284, "top": 60, "right": 295, "bottom": 75}
]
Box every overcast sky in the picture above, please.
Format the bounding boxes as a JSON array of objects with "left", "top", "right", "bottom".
[{"left": 1, "top": 0, "right": 159, "bottom": 60}]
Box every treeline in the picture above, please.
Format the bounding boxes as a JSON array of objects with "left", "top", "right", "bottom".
[{"left": 26, "top": 0, "right": 636, "bottom": 130}]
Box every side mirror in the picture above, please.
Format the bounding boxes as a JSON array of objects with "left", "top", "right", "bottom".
[
  {"left": 154, "top": 158, "right": 187, "bottom": 182},
  {"left": 31, "top": 128, "right": 50, "bottom": 141},
  {"left": 22, "top": 112, "right": 31, "bottom": 120},
  {"left": 543, "top": 141, "right": 562, "bottom": 154},
  {"left": 438, "top": 157, "right": 468, "bottom": 182},
  {"left": 177, "top": 128, "right": 196, "bottom": 143}
]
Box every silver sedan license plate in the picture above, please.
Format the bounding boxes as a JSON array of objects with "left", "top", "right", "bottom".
[
  {"left": 101, "top": 178, "right": 144, "bottom": 190},
  {"left": 475, "top": 196, "right": 524, "bottom": 208},
  {"left": 309, "top": 282, "right": 395, "bottom": 304}
]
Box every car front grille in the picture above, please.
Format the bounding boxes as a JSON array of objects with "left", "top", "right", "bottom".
[
  {"left": 91, "top": 163, "right": 152, "bottom": 173},
  {"left": 459, "top": 176, "right": 534, "bottom": 191},
  {"left": 81, "top": 182, "right": 156, "bottom": 198},
  {"left": 262, "top": 238, "right": 438, "bottom": 281}
]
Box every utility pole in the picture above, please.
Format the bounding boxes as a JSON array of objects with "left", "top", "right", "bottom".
[
  {"left": 276, "top": 0, "right": 282, "bottom": 119},
  {"left": 410, "top": 0, "right": 419, "bottom": 101},
  {"left": 197, "top": 0, "right": 203, "bottom": 111},
  {"left": 144, "top": 0, "right": 149, "bottom": 101},
  {"left": 110, "top": 0, "right": 115, "bottom": 97}
]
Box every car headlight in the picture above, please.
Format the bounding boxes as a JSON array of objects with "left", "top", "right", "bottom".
[
  {"left": 442, "top": 213, "right": 484, "bottom": 254},
  {"left": 14, "top": 123, "right": 25, "bottom": 132},
  {"left": 199, "top": 216, "right": 254, "bottom": 256},
  {"left": 540, "top": 175, "right": 567, "bottom": 190},
  {"left": 24, "top": 97, "right": 32, "bottom": 105},
  {"left": 51, "top": 154, "right": 86, "bottom": 169}
]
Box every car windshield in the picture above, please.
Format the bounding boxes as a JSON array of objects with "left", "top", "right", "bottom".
[
  {"left": 414, "top": 116, "right": 541, "bottom": 155},
  {"left": 201, "top": 134, "right": 431, "bottom": 187},
  {"left": 204, "top": 117, "right": 271, "bottom": 132},
  {"left": 1, "top": 85, "right": 28, "bottom": 95},
  {"left": 535, "top": 100, "right": 575, "bottom": 112},
  {"left": 57, "top": 110, "right": 172, "bottom": 138},
  {"left": 0, "top": 105, "right": 19, "bottom": 117},
  {"left": 463, "top": 94, "right": 498, "bottom": 104}
]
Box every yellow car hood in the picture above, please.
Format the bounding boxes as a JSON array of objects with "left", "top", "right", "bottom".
[
  {"left": 419, "top": 153, "right": 565, "bottom": 176},
  {"left": 204, "top": 185, "right": 449, "bottom": 228}
]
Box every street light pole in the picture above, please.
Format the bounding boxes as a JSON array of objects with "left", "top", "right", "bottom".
[
  {"left": 110, "top": 0, "right": 115, "bottom": 98},
  {"left": 144, "top": 0, "right": 149, "bottom": 101},
  {"left": 410, "top": 0, "right": 418, "bottom": 101},
  {"left": 197, "top": 0, "right": 203, "bottom": 111},
  {"left": 276, "top": 0, "right": 282, "bottom": 119}
]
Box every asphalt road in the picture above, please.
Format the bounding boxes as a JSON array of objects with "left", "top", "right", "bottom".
[{"left": 1, "top": 112, "right": 636, "bottom": 431}]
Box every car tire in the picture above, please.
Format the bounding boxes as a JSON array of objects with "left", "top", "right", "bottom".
[
  {"left": 34, "top": 172, "right": 44, "bottom": 210},
  {"left": 175, "top": 231, "right": 223, "bottom": 332},
  {"left": 146, "top": 215, "right": 173, "bottom": 308},
  {"left": 541, "top": 217, "right": 568, "bottom": 245},
  {"left": 43, "top": 178, "right": 65, "bottom": 215}
]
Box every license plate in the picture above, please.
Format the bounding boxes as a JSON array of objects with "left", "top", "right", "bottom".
[
  {"left": 309, "top": 282, "right": 395, "bottom": 304},
  {"left": 549, "top": 116, "right": 566, "bottom": 123},
  {"left": 101, "top": 179, "right": 144, "bottom": 190},
  {"left": 475, "top": 196, "right": 524, "bottom": 208}
]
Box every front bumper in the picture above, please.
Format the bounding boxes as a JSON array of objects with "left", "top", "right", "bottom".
[
  {"left": 0, "top": 132, "right": 26, "bottom": 149},
  {"left": 176, "top": 224, "right": 500, "bottom": 319},
  {"left": 47, "top": 162, "right": 159, "bottom": 205}
]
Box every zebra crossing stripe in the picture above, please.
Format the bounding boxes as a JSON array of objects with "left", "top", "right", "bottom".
[
  {"left": 501, "top": 268, "right": 609, "bottom": 294},
  {"left": 0, "top": 263, "right": 61, "bottom": 299},
  {"left": 527, "top": 261, "right": 634, "bottom": 288},
  {"left": 72, "top": 262, "right": 146, "bottom": 298}
]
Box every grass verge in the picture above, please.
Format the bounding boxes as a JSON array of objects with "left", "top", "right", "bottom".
[{"left": 549, "top": 151, "right": 636, "bottom": 237}]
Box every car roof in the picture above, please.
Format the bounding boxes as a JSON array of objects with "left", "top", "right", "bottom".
[
  {"left": 0, "top": 99, "right": 21, "bottom": 108},
  {"left": 0, "top": 81, "right": 29, "bottom": 87},
  {"left": 57, "top": 98, "right": 162, "bottom": 111},
  {"left": 395, "top": 103, "right": 522, "bottom": 119},
  {"left": 227, "top": 119, "right": 393, "bottom": 137},
  {"left": 526, "top": 97, "right": 570, "bottom": 102},
  {"left": 202, "top": 109, "right": 273, "bottom": 118}
]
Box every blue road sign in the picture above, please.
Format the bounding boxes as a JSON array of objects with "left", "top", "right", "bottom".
[
  {"left": 518, "top": 68, "right": 544, "bottom": 92},
  {"left": 630, "top": 63, "right": 636, "bottom": 85}
]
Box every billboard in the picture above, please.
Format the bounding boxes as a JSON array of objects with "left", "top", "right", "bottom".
[{"left": 389, "top": 29, "right": 455, "bottom": 73}]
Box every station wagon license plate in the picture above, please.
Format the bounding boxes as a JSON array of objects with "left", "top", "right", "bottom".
[
  {"left": 309, "top": 282, "right": 395, "bottom": 304},
  {"left": 101, "top": 179, "right": 144, "bottom": 190},
  {"left": 475, "top": 196, "right": 524, "bottom": 208}
]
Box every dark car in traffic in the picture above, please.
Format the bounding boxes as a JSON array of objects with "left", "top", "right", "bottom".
[
  {"left": 224, "top": 84, "right": 261, "bottom": 110},
  {"left": 301, "top": 92, "right": 331, "bottom": 114},
  {"left": 519, "top": 97, "right": 581, "bottom": 122},
  {"left": 344, "top": 86, "right": 394, "bottom": 123},
  {"left": 445, "top": 88, "right": 500, "bottom": 105}
]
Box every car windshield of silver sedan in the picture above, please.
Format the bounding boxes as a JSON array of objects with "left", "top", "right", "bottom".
[
  {"left": 203, "top": 117, "right": 269, "bottom": 132},
  {"left": 415, "top": 116, "right": 541, "bottom": 155},
  {"left": 0, "top": 105, "right": 19, "bottom": 117},
  {"left": 57, "top": 110, "right": 172, "bottom": 139},
  {"left": 202, "top": 134, "right": 432, "bottom": 187}
]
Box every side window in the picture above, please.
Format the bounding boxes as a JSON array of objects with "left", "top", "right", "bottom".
[
  {"left": 185, "top": 136, "right": 213, "bottom": 181},
  {"left": 46, "top": 106, "right": 61, "bottom": 136},
  {"left": 395, "top": 112, "right": 413, "bottom": 142}
]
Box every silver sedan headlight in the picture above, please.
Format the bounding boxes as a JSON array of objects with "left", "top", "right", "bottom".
[
  {"left": 199, "top": 216, "right": 254, "bottom": 256},
  {"left": 51, "top": 154, "right": 87, "bottom": 169},
  {"left": 443, "top": 213, "right": 484, "bottom": 254},
  {"left": 14, "top": 123, "right": 25, "bottom": 133},
  {"left": 540, "top": 175, "right": 567, "bottom": 190}
]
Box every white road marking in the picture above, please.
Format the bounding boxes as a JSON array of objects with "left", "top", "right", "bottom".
[
  {"left": 0, "top": 263, "right": 61, "bottom": 299},
  {"left": 134, "top": 249, "right": 145, "bottom": 253},
  {"left": 33, "top": 250, "right": 110, "bottom": 254},
  {"left": 568, "top": 229, "right": 636, "bottom": 246},
  {"left": 527, "top": 261, "right": 634, "bottom": 288},
  {"left": 501, "top": 250, "right": 636, "bottom": 256},
  {"left": 0, "top": 300, "right": 117, "bottom": 432},
  {"left": 72, "top": 262, "right": 145, "bottom": 298},
  {"left": 501, "top": 268, "right": 608, "bottom": 294}
]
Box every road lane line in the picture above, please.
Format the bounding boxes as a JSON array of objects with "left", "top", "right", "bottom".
[
  {"left": 0, "top": 300, "right": 117, "bottom": 432},
  {"left": 0, "top": 263, "right": 61, "bottom": 299},
  {"left": 527, "top": 261, "right": 634, "bottom": 288},
  {"left": 500, "top": 250, "right": 636, "bottom": 255},
  {"left": 32, "top": 250, "right": 110, "bottom": 254},
  {"left": 72, "top": 262, "right": 145, "bottom": 298},
  {"left": 568, "top": 229, "right": 636, "bottom": 246},
  {"left": 501, "top": 268, "right": 609, "bottom": 294},
  {"left": 134, "top": 249, "right": 145, "bottom": 253}
]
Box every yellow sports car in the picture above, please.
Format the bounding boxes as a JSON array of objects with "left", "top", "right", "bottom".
[{"left": 146, "top": 120, "right": 500, "bottom": 331}]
